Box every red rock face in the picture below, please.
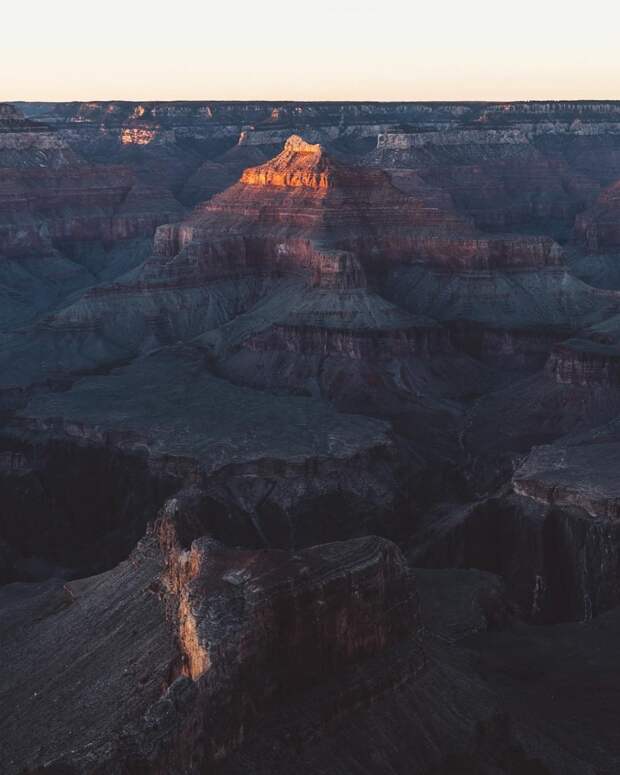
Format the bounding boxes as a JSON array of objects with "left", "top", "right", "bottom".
[
  {"left": 168, "top": 135, "right": 475, "bottom": 244},
  {"left": 154, "top": 134, "right": 562, "bottom": 279},
  {"left": 155, "top": 502, "right": 420, "bottom": 763},
  {"left": 239, "top": 135, "right": 338, "bottom": 189},
  {"left": 165, "top": 533, "right": 419, "bottom": 682}
]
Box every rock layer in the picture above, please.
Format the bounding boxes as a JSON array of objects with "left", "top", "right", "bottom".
[
  {"left": 0, "top": 495, "right": 421, "bottom": 774},
  {"left": 155, "top": 134, "right": 562, "bottom": 275},
  {"left": 4, "top": 100, "right": 620, "bottom": 774}
]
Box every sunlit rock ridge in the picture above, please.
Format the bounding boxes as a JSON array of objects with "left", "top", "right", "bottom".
[{"left": 2, "top": 99, "right": 620, "bottom": 775}]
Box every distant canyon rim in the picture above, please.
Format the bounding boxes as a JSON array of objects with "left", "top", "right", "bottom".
[{"left": 1, "top": 99, "right": 620, "bottom": 774}]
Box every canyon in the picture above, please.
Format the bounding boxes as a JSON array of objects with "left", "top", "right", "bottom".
[{"left": 1, "top": 100, "right": 620, "bottom": 774}]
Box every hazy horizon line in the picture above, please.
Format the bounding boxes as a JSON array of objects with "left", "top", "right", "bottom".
[{"left": 7, "top": 96, "right": 620, "bottom": 105}]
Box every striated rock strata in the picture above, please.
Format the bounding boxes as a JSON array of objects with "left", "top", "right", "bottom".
[
  {"left": 155, "top": 135, "right": 562, "bottom": 276},
  {"left": 0, "top": 496, "right": 421, "bottom": 774}
]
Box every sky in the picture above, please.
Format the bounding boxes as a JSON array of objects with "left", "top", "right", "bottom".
[{"left": 3, "top": 0, "right": 620, "bottom": 102}]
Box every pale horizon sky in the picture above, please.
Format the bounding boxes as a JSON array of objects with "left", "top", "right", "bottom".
[{"left": 3, "top": 0, "right": 620, "bottom": 103}]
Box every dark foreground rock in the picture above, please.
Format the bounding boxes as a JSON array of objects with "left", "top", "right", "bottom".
[
  {"left": 0, "top": 498, "right": 421, "bottom": 774},
  {"left": 5, "top": 504, "right": 620, "bottom": 775}
]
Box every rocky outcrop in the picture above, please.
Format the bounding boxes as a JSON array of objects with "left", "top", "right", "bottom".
[
  {"left": 180, "top": 133, "right": 475, "bottom": 239},
  {"left": 139, "top": 500, "right": 421, "bottom": 769},
  {"left": 513, "top": 427, "right": 620, "bottom": 520},
  {"left": 0, "top": 494, "right": 421, "bottom": 774},
  {"left": 159, "top": 496, "right": 419, "bottom": 680},
  {"left": 239, "top": 135, "right": 338, "bottom": 188},
  {"left": 0, "top": 113, "right": 582, "bottom": 399},
  {"left": 120, "top": 126, "right": 175, "bottom": 146},
  {"left": 217, "top": 575, "right": 620, "bottom": 775},
  {"left": 155, "top": 134, "right": 563, "bottom": 278}
]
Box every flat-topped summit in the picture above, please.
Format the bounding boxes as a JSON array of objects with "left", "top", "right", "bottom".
[
  {"left": 283, "top": 134, "right": 325, "bottom": 154},
  {"left": 240, "top": 133, "right": 342, "bottom": 189}
]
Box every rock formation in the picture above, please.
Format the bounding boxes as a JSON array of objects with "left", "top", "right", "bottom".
[
  {"left": 0, "top": 104, "right": 184, "bottom": 330},
  {"left": 156, "top": 135, "right": 562, "bottom": 273},
  {"left": 0, "top": 109, "right": 182, "bottom": 250},
  {"left": 3, "top": 100, "right": 620, "bottom": 774},
  {"left": 0, "top": 494, "right": 421, "bottom": 774}
]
